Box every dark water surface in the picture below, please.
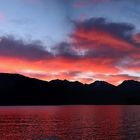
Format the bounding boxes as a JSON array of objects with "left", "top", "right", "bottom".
[{"left": 0, "top": 106, "right": 140, "bottom": 140}]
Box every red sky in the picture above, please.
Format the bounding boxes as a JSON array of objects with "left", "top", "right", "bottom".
[
  {"left": 0, "top": 18, "right": 140, "bottom": 85},
  {"left": 0, "top": 0, "right": 140, "bottom": 85}
]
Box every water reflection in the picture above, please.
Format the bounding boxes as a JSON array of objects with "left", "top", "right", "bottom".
[{"left": 0, "top": 106, "right": 140, "bottom": 140}]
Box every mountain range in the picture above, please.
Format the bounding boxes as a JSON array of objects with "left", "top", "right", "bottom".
[{"left": 0, "top": 73, "right": 140, "bottom": 105}]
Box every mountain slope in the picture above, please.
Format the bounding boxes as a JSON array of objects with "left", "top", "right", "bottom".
[{"left": 0, "top": 73, "right": 140, "bottom": 105}]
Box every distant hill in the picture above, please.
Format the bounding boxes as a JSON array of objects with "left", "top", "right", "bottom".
[
  {"left": 0, "top": 73, "right": 140, "bottom": 105},
  {"left": 118, "top": 80, "right": 140, "bottom": 91}
]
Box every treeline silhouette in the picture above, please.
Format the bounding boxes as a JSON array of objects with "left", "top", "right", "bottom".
[{"left": 0, "top": 73, "right": 140, "bottom": 105}]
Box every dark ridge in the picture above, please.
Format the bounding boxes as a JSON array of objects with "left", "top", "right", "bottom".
[
  {"left": 0, "top": 73, "right": 140, "bottom": 105},
  {"left": 89, "top": 80, "right": 116, "bottom": 89},
  {"left": 118, "top": 80, "right": 140, "bottom": 88}
]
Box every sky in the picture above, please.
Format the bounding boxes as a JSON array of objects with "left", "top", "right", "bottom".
[{"left": 0, "top": 0, "right": 140, "bottom": 85}]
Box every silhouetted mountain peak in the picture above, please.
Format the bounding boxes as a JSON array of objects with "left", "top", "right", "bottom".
[
  {"left": 118, "top": 80, "right": 140, "bottom": 87},
  {"left": 49, "top": 79, "right": 84, "bottom": 88},
  {"left": 0, "top": 73, "right": 140, "bottom": 105},
  {"left": 0, "top": 73, "right": 38, "bottom": 81},
  {"left": 89, "top": 80, "right": 115, "bottom": 88}
]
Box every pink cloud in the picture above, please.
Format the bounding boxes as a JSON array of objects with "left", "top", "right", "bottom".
[{"left": 133, "top": 33, "right": 140, "bottom": 43}]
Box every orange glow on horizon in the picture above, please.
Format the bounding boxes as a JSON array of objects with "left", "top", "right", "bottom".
[{"left": 0, "top": 56, "right": 139, "bottom": 85}]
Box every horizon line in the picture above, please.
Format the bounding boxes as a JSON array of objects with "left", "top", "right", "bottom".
[{"left": 0, "top": 72, "right": 139, "bottom": 87}]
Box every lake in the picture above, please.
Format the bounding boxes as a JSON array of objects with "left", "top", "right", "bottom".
[{"left": 0, "top": 106, "right": 140, "bottom": 140}]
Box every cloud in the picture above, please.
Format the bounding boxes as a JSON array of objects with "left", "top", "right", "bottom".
[
  {"left": 0, "top": 36, "right": 52, "bottom": 61},
  {"left": 71, "top": 17, "right": 140, "bottom": 73},
  {"left": 133, "top": 33, "right": 140, "bottom": 43},
  {"left": 18, "top": 69, "right": 94, "bottom": 84},
  {"left": 17, "top": 68, "right": 140, "bottom": 85},
  {"left": 72, "top": 17, "right": 135, "bottom": 47},
  {"left": 52, "top": 42, "right": 78, "bottom": 59},
  {"left": 0, "top": 34, "right": 119, "bottom": 76},
  {"left": 0, "top": 17, "right": 139, "bottom": 84}
]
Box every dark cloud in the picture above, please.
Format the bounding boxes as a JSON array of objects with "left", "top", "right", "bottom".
[
  {"left": 52, "top": 17, "right": 140, "bottom": 71},
  {"left": 73, "top": 17, "right": 139, "bottom": 49},
  {"left": 1, "top": 17, "right": 139, "bottom": 63},
  {"left": 53, "top": 42, "right": 79, "bottom": 59},
  {"left": 73, "top": 17, "right": 135, "bottom": 43},
  {"left": 69, "top": 17, "right": 140, "bottom": 71},
  {"left": 0, "top": 36, "right": 52, "bottom": 61}
]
